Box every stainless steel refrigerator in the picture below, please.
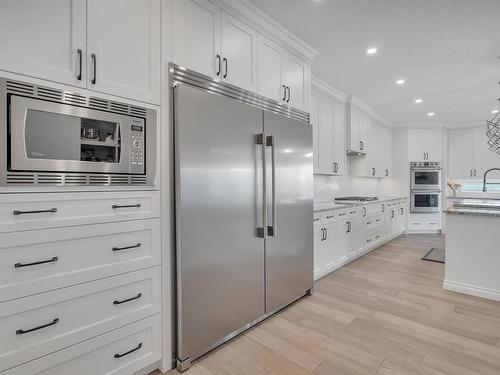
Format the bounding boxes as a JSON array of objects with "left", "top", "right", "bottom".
[{"left": 172, "top": 65, "right": 313, "bottom": 371}]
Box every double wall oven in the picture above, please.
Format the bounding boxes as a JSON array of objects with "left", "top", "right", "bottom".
[
  {"left": 0, "top": 78, "right": 157, "bottom": 187},
  {"left": 410, "top": 162, "right": 442, "bottom": 213}
]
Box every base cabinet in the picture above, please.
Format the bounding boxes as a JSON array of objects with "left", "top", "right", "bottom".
[{"left": 314, "top": 200, "right": 406, "bottom": 280}]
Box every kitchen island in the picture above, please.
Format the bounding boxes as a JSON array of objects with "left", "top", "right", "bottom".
[{"left": 444, "top": 199, "right": 500, "bottom": 301}]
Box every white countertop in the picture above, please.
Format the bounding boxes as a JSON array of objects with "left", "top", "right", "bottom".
[{"left": 314, "top": 196, "right": 407, "bottom": 212}]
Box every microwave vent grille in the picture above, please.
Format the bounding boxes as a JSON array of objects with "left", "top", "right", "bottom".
[
  {"left": 36, "top": 86, "right": 62, "bottom": 101},
  {"left": 6, "top": 80, "right": 35, "bottom": 95},
  {"left": 88, "top": 176, "right": 111, "bottom": 185},
  {"left": 6, "top": 173, "right": 35, "bottom": 184},
  {"left": 111, "top": 176, "right": 130, "bottom": 185},
  {"left": 89, "top": 97, "right": 109, "bottom": 110},
  {"left": 64, "top": 175, "right": 88, "bottom": 185},
  {"left": 130, "top": 176, "right": 147, "bottom": 185},
  {"left": 36, "top": 174, "right": 63, "bottom": 184},
  {"left": 110, "top": 101, "right": 129, "bottom": 115},
  {"left": 64, "top": 92, "right": 87, "bottom": 106},
  {"left": 130, "top": 106, "right": 147, "bottom": 117}
]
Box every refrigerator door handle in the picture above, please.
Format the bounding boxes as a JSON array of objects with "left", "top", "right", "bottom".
[
  {"left": 256, "top": 133, "right": 266, "bottom": 238},
  {"left": 266, "top": 135, "right": 277, "bottom": 237}
]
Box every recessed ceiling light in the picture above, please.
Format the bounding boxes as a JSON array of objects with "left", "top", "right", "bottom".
[
  {"left": 396, "top": 79, "right": 406, "bottom": 85},
  {"left": 414, "top": 98, "right": 423, "bottom": 104},
  {"left": 427, "top": 112, "right": 435, "bottom": 117},
  {"left": 492, "top": 110, "right": 499, "bottom": 114},
  {"left": 366, "top": 47, "right": 377, "bottom": 55}
]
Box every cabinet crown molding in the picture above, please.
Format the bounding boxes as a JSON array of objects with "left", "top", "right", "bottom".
[
  {"left": 312, "top": 75, "right": 348, "bottom": 103},
  {"left": 219, "top": 0, "right": 318, "bottom": 60}
]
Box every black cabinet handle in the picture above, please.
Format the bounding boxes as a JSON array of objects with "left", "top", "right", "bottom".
[
  {"left": 13, "top": 208, "right": 57, "bottom": 215},
  {"left": 76, "top": 49, "right": 82, "bottom": 80},
  {"left": 222, "top": 57, "right": 228, "bottom": 78},
  {"left": 326, "top": 215, "right": 335, "bottom": 219},
  {"left": 385, "top": 169, "right": 389, "bottom": 177},
  {"left": 382, "top": 204, "right": 385, "bottom": 212},
  {"left": 360, "top": 141, "right": 364, "bottom": 151},
  {"left": 372, "top": 168, "right": 376, "bottom": 176},
  {"left": 286, "top": 86, "right": 291, "bottom": 102},
  {"left": 324, "top": 228, "right": 328, "bottom": 240},
  {"left": 216, "top": 54, "right": 221, "bottom": 76},
  {"left": 346, "top": 221, "right": 351, "bottom": 233},
  {"left": 15, "top": 257, "right": 58, "bottom": 268},
  {"left": 112, "top": 243, "right": 141, "bottom": 252},
  {"left": 313, "top": 218, "right": 319, "bottom": 222},
  {"left": 112, "top": 204, "right": 141, "bottom": 209},
  {"left": 113, "top": 293, "right": 142, "bottom": 305},
  {"left": 16, "top": 318, "right": 59, "bottom": 335},
  {"left": 282, "top": 84, "right": 287, "bottom": 101},
  {"left": 401, "top": 207, "right": 404, "bottom": 215},
  {"left": 114, "top": 343, "right": 143, "bottom": 359},
  {"left": 91, "top": 53, "right": 97, "bottom": 84}
]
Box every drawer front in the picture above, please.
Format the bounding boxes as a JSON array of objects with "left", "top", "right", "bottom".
[
  {"left": 0, "top": 191, "right": 160, "bottom": 233},
  {"left": 0, "top": 267, "right": 161, "bottom": 372},
  {"left": 3, "top": 314, "right": 162, "bottom": 375},
  {"left": 409, "top": 219, "right": 442, "bottom": 231},
  {"left": 335, "top": 209, "right": 348, "bottom": 221},
  {"left": 313, "top": 212, "right": 321, "bottom": 224},
  {"left": 346, "top": 207, "right": 358, "bottom": 219},
  {"left": 0, "top": 219, "right": 161, "bottom": 302}
]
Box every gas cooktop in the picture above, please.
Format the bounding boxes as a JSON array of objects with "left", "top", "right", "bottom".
[{"left": 334, "top": 197, "right": 379, "bottom": 202}]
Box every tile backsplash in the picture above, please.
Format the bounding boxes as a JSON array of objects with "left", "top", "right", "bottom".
[{"left": 314, "top": 174, "right": 383, "bottom": 200}]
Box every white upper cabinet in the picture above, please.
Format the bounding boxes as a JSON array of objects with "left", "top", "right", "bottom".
[
  {"left": 172, "top": 0, "right": 221, "bottom": 77},
  {"left": 333, "top": 101, "right": 347, "bottom": 175},
  {"left": 448, "top": 126, "right": 500, "bottom": 179},
  {"left": 87, "top": 0, "right": 160, "bottom": 104},
  {"left": 257, "top": 35, "right": 310, "bottom": 112},
  {"left": 257, "top": 36, "right": 283, "bottom": 102},
  {"left": 311, "top": 89, "right": 346, "bottom": 175},
  {"left": 173, "top": 0, "right": 258, "bottom": 91},
  {"left": 448, "top": 128, "right": 474, "bottom": 178},
  {"left": 0, "top": 0, "right": 86, "bottom": 87},
  {"left": 408, "top": 128, "right": 443, "bottom": 162},
  {"left": 221, "top": 11, "right": 258, "bottom": 91},
  {"left": 347, "top": 105, "right": 368, "bottom": 153}
]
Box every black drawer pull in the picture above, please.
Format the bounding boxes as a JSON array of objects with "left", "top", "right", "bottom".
[
  {"left": 114, "top": 342, "right": 143, "bottom": 359},
  {"left": 112, "top": 204, "right": 141, "bottom": 209},
  {"left": 326, "top": 215, "right": 335, "bottom": 219},
  {"left": 113, "top": 293, "right": 142, "bottom": 305},
  {"left": 15, "top": 257, "right": 59, "bottom": 268},
  {"left": 13, "top": 208, "right": 57, "bottom": 216},
  {"left": 16, "top": 318, "right": 59, "bottom": 335},
  {"left": 366, "top": 221, "right": 372, "bottom": 225},
  {"left": 112, "top": 243, "right": 141, "bottom": 252},
  {"left": 313, "top": 218, "right": 320, "bottom": 222},
  {"left": 366, "top": 238, "right": 372, "bottom": 243},
  {"left": 338, "top": 213, "right": 346, "bottom": 216}
]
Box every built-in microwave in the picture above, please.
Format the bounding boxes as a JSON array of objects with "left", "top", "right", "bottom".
[
  {"left": 0, "top": 78, "right": 156, "bottom": 186},
  {"left": 410, "top": 161, "right": 441, "bottom": 190}
]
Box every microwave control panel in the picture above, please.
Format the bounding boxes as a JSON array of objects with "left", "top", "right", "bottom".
[{"left": 130, "top": 119, "right": 145, "bottom": 174}]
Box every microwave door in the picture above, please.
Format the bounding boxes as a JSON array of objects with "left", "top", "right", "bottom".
[{"left": 9, "top": 95, "right": 131, "bottom": 174}]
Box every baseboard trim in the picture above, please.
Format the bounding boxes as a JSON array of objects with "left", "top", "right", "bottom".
[{"left": 443, "top": 280, "right": 500, "bottom": 302}]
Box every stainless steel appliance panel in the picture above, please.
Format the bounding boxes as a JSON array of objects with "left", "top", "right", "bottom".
[
  {"left": 263, "top": 111, "right": 313, "bottom": 313},
  {"left": 411, "top": 190, "right": 441, "bottom": 213},
  {"left": 410, "top": 163, "right": 442, "bottom": 190},
  {"left": 175, "top": 84, "right": 265, "bottom": 361}
]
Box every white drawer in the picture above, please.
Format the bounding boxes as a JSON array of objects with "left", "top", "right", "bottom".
[
  {"left": 365, "top": 215, "right": 382, "bottom": 234},
  {"left": 408, "top": 219, "right": 442, "bottom": 231},
  {"left": 0, "top": 219, "right": 161, "bottom": 302},
  {"left": 2, "top": 314, "right": 162, "bottom": 375},
  {"left": 0, "top": 267, "right": 161, "bottom": 372},
  {"left": 0, "top": 191, "right": 160, "bottom": 233},
  {"left": 346, "top": 207, "right": 358, "bottom": 219}
]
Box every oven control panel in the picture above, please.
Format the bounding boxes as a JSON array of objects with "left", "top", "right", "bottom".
[
  {"left": 410, "top": 161, "right": 441, "bottom": 169},
  {"left": 130, "top": 119, "right": 145, "bottom": 173}
]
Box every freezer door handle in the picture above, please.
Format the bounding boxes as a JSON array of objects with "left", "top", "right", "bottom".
[
  {"left": 266, "top": 135, "right": 277, "bottom": 237},
  {"left": 256, "top": 133, "right": 266, "bottom": 238}
]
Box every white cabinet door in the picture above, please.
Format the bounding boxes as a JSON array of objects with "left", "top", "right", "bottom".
[
  {"left": 313, "top": 224, "right": 327, "bottom": 279},
  {"left": 334, "top": 221, "right": 349, "bottom": 266},
  {"left": 382, "top": 126, "right": 393, "bottom": 177},
  {"left": 448, "top": 128, "right": 474, "bottom": 178},
  {"left": 221, "top": 11, "right": 258, "bottom": 91},
  {"left": 333, "top": 101, "right": 346, "bottom": 175},
  {"left": 474, "top": 126, "right": 500, "bottom": 178},
  {"left": 359, "top": 112, "right": 369, "bottom": 153},
  {"left": 283, "top": 53, "right": 309, "bottom": 112},
  {"left": 408, "top": 129, "right": 427, "bottom": 162},
  {"left": 87, "top": 0, "right": 160, "bottom": 104},
  {"left": 257, "top": 36, "right": 283, "bottom": 102},
  {"left": 426, "top": 128, "right": 443, "bottom": 162},
  {"left": 349, "top": 107, "right": 361, "bottom": 152},
  {"left": 172, "top": 0, "right": 221, "bottom": 78},
  {"left": 316, "top": 95, "right": 334, "bottom": 175},
  {"left": 311, "top": 93, "right": 320, "bottom": 174},
  {"left": 0, "top": 0, "right": 86, "bottom": 87}
]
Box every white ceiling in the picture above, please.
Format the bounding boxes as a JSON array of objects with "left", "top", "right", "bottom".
[{"left": 247, "top": 0, "right": 500, "bottom": 127}]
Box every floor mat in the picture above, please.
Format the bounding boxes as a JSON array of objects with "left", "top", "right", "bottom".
[{"left": 421, "top": 248, "right": 445, "bottom": 263}]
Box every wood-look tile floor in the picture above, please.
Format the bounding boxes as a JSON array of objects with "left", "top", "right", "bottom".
[{"left": 155, "top": 234, "right": 500, "bottom": 375}]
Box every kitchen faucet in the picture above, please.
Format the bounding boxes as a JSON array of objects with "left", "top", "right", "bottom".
[{"left": 482, "top": 168, "right": 500, "bottom": 191}]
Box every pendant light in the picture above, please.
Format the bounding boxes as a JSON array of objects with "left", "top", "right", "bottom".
[{"left": 486, "top": 96, "right": 500, "bottom": 155}]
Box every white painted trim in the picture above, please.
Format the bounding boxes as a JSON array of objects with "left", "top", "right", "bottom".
[
  {"left": 311, "top": 75, "right": 348, "bottom": 103},
  {"left": 348, "top": 95, "right": 372, "bottom": 114},
  {"left": 215, "top": 0, "right": 318, "bottom": 60},
  {"left": 396, "top": 121, "right": 450, "bottom": 129},
  {"left": 371, "top": 111, "right": 394, "bottom": 128},
  {"left": 443, "top": 280, "right": 500, "bottom": 302}
]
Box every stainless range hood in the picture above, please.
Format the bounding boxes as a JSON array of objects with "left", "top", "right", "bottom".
[{"left": 346, "top": 149, "right": 366, "bottom": 157}]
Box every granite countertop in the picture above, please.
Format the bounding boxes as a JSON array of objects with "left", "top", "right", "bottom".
[
  {"left": 445, "top": 199, "right": 500, "bottom": 217},
  {"left": 314, "top": 196, "right": 406, "bottom": 212}
]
